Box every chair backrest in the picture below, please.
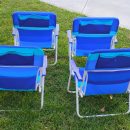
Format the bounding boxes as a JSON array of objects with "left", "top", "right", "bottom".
[
  {"left": 12, "top": 11, "right": 56, "bottom": 28},
  {"left": 0, "top": 46, "right": 44, "bottom": 67},
  {"left": 12, "top": 11, "right": 57, "bottom": 48},
  {"left": 82, "top": 49, "right": 130, "bottom": 96},
  {"left": 17, "top": 28, "right": 53, "bottom": 48},
  {"left": 72, "top": 17, "right": 119, "bottom": 56}
]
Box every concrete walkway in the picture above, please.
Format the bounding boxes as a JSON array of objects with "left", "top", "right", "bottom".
[{"left": 40, "top": 0, "right": 130, "bottom": 29}]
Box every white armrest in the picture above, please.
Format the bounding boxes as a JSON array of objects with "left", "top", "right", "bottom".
[
  {"left": 42, "top": 55, "right": 48, "bottom": 76},
  {"left": 67, "top": 30, "right": 73, "bottom": 43},
  {"left": 114, "top": 36, "right": 118, "bottom": 44},
  {"left": 12, "top": 27, "right": 17, "bottom": 36},
  {"left": 71, "top": 60, "right": 82, "bottom": 81},
  {"left": 56, "top": 24, "right": 59, "bottom": 36}
]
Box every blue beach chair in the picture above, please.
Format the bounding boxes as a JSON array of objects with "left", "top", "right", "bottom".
[
  {"left": 67, "top": 17, "right": 119, "bottom": 92},
  {"left": 70, "top": 49, "right": 130, "bottom": 118},
  {"left": 12, "top": 11, "right": 59, "bottom": 65},
  {"left": 0, "top": 46, "right": 47, "bottom": 110}
]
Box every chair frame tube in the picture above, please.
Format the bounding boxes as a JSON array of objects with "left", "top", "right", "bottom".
[
  {"left": 67, "top": 30, "right": 76, "bottom": 93},
  {"left": 75, "top": 78, "right": 130, "bottom": 118}
]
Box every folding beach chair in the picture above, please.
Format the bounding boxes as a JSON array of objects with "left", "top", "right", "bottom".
[
  {"left": 0, "top": 46, "right": 47, "bottom": 111},
  {"left": 70, "top": 49, "right": 130, "bottom": 118},
  {"left": 12, "top": 11, "right": 59, "bottom": 65},
  {"left": 67, "top": 17, "right": 119, "bottom": 92}
]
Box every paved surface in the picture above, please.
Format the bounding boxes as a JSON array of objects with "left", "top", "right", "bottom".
[{"left": 40, "top": 0, "right": 130, "bottom": 29}]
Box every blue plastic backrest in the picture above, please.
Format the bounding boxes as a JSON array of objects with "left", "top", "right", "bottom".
[
  {"left": 12, "top": 11, "right": 56, "bottom": 28},
  {"left": 86, "top": 49, "right": 130, "bottom": 70},
  {"left": 0, "top": 46, "right": 44, "bottom": 67},
  {"left": 73, "top": 17, "right": 119, "bottom": 34}
]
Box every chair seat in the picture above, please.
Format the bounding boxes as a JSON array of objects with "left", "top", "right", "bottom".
[
  {"left": 0, "top": 66, "right": 39, "bottom": 91},
  {"left": 74, "top": 67, "right": 129, "bottom": 96},
  {"left": 20, "top": 41, "right": 53, "bottom": 49}
]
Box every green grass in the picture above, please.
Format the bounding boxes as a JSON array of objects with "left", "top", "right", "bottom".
[{"left": 0, "top": 0, "right": 130, "bottom": 130}]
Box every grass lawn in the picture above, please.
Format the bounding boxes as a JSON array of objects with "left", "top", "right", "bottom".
[{"left": 0, "top": 0, "right": 130, "bottom": 130}]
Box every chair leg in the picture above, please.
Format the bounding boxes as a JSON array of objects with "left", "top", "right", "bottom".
[
  {"left": 75, "top": 82, "right": 130, "bottom": 118},
  {"left": 40, "top": 77, "right": 45, "bottom": 109},
  {"left": 0, "top": 88, "right": 45, "bottom": 112},
  {"left": 49, "top": 36, "right": 58, "bottom": 66},
  {"left": 126, "top": 93, "right": 130, "bottom": 113},
  {"left": 54, "top": 42, "right": 58, "bottom": 65},
  {"left": 76, "top": 82, "right": 83, "bottom": 118},
  {"left": 67, "top": 72, "right": 76, "bottom": 93}
]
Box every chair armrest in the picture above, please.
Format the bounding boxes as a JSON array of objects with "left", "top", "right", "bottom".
[
  {"left": 42, "top": 55, "right": 48, "bottom": 76},
  {"left": 71, "top": 60, "right": 82, "bottom": 81},
  {"left": 67, "top": 30, "right": 73, "bottom": 43},
  {"left": 114, "top": 36, "right": 118, "bottom": 44},
  {"left": 43, "top": 55, "right": 47, "bottom": 68},
  {"left": 55, "top": 24, "right": 59, "bottom": 36},
  {"left": 12, "top": 27, "right": 17, "bottom": 36}
]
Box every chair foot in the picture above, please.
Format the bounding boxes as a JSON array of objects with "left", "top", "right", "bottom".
[
  {"left": 0, "top": 109, "right": 41, "bottom": 112},
  {"left": 76, "top": 112, "right": 128, "bottom": 118},
  {"left": 49, "top": 60, "right": 57, "bottom": 66},
  {"left": 126, "top": 110, "right": 130, "bottom": 114},
  {"left": 67, "top": 90, "right": 76, "bottom": 94}
]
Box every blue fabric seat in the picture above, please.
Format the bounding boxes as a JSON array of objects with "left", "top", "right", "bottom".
[
  {"left": 0, "top": 46, "right": 47, "bottom": 109},
  {"left": 0, "top": 66, "right": 39, "bottom": 91},
  {"left": 12, "top": 11, "right": 59, "bottom": 65},
  {"left": 69, "top": 49, "right": 130, "bottom": 118}
]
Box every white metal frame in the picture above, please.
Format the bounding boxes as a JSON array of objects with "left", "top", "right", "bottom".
[
  {"left": 111, "top": 36, "right": 118, "bottom": 49},
  {"left": 40, "top": 75, "right": 45, "bottom": 109},
  {"left": 47, "top": 24, "right": 59, "bottom": 66},
  {"left": 67, "top": 70, "right": 75, "bottom": 93},
  {"left": 67, "top": 30, "right": 76, "bottom": 93},
  {"left": 75, "top": 76, "right": 130, "bottom": 118},
  {"left": 13, "top": 24, "right": 59, "bottom": 66},
  {"left": 39, "top": 55, "right": 47, "bottom": 109}
]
